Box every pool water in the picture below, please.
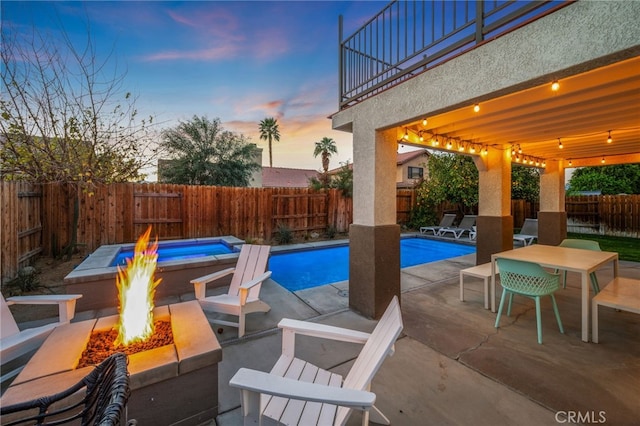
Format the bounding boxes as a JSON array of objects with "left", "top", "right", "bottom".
[
  {"left": 270, "top": 238, "right": 475, "bottom": 291},
  {"left": 111, "top": 241, "right": 235, "bottom": 266}
]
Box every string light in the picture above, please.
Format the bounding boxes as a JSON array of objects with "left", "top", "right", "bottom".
[
  {"left": 551, "top": 80, "right": 560, "bottom": 91},
  {"left": 419, "top": 131, "right": 424, "bottom": 142},
  {"left": 473, "top": 104, "right": 480, "bottom": 113},
  {"left": 458, "top": 142, "right": 465, "bottom": 152},
  {"left": 446, "top": 139, "right": 453, "bottom": 150},
  {"left": 482, "top": 146, "right": 488, "bottom": 156},
  {"left": 558, "top": 138, "right": 563, "bottom": 149},
  {"left": 601, "top": 157, "right": 606, "bottom": 164},
  {"left": 518, "top": 145, "right": 523, "bottom": 154},
  {"left": 607, "top": 130, "right": 612, "bottom": 143},
  {"left": 568, "top": 159, "right": 572, "bottom": 166},
  {"left": 469, "top": 145, "right": 476, "bottom": 154},
  {"left": 403, "top": 128, "right": 409, "bottom": 140},
  {"left": 422, "top": 118, "right": 428, "bottom": 126}
]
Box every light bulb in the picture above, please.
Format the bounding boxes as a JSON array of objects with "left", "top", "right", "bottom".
[
  {"left": 601, "top": 157, "right": 605, "bottom": 164},
  {"left": 568, "top": 159, "right": 572, "bottom": 166},
  {"left": 403, "top": 129, "right": 409, "bottom": 140},
  {"left": 473, "top": 104, "right": 480, "bottom": 113},
  {"left": 422, "top": 118, "right": 428, "bottom": 126},
  {"left": 558, "top": 138, "right": 563, "bottom": 149},
  {"left": 470, "top": 145, "right": 476, "bottom": 154},
  {"left": 551, "top": 80, "right": 560, "bottom": 91},
  {"left": 482, "top": 147, "right": 488, "bottom": 156},
  {"left": 607, "top": 131, "right": 612, "bottom": 143}
]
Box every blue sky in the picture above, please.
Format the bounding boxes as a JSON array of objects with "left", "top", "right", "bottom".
[{"left": 2, "top": 0, "right": 389, "bottom": 174}]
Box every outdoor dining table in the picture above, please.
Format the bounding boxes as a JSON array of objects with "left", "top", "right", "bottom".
[{"left": 491, "top": 244, "right": 619, "bottom": 342}]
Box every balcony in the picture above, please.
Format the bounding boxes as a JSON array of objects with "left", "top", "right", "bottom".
[{"left": 339, "top": 0, "right": 568, "bottom": 110}]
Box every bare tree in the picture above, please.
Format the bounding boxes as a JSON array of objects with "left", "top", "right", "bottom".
[{"left": 0, "top": 15, "right": 157, "bottom": 258}]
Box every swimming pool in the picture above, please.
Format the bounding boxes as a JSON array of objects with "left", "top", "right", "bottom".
[
  {"left": 111, "top": 240, "right": 237, "bottom": 266},
  {"left": 269, "top": 237, "right": 475, "bottom": 291}
]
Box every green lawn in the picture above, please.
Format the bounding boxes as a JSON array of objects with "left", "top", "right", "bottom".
[{"left": 567, "top": 233, "right": 640, "bottom": 263}]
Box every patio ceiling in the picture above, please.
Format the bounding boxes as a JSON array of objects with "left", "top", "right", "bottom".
[{"left": 401, "top": 56, "right": 640, "bottom": 167}]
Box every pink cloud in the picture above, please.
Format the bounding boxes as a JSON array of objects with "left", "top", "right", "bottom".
[{"left": 142, "top": 44, "right": 240, "bottom": 61}]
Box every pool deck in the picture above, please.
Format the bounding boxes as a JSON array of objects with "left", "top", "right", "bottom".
[{"left": 8, "top": 236, "right": 640, "bottom": 425}]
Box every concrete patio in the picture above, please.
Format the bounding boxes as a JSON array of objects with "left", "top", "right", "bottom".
[
  {"left": 4, "top": 241, "right": 639, "bottom": 425},
  {"left": 207, "top": 250, "right": 639, "bottom": 426}
]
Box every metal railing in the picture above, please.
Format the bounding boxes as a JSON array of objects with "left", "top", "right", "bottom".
[{"left": 339, "top": 0, "right": 571, "bottom": 109}]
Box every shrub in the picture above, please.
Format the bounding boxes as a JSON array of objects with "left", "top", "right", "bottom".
[
  {"left": 325, "top": 225, "right": 337, "bottom": 239},
  {"left": 274, "top": 223, "right": 293, "bottom": 245}
]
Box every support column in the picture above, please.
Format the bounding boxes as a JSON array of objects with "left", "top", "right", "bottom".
[
  {"left": 474, "top": 148, "right": 513, "bottom": 264},
  {"left": 349, "top": 126, "right": 400, "bottom": 319},
  {"left": 538, "top": 160, "right": 567, "bottom": 246}
]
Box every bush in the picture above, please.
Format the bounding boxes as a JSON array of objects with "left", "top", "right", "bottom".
[
  {"left": 325, "top": 225, "right": 337, "bottom": 239},
  {"left": 274, "top": 223, "right": 293, "bottom": 245}
]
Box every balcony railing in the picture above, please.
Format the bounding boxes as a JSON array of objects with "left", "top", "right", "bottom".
[{"left": 339, "top": 0, "right": 571, "bottom": 109}]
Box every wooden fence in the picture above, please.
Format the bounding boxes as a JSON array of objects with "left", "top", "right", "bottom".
[
  {"left": 566, "top": 195, "right": 640, "bottom": 237},
  {"left": 2, "top": 182, "right": 639, "bottom": 285},
  {"left": 37, "top": 184, "right": 356, "bottom": 258},
  {"left": 1, "top": 181, "right": 43, "bottom": 285}
]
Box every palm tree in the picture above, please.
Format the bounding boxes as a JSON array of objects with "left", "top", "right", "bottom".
[
  {"left": 313, "top": 137, "right": 338, "bottom": 173},
  {"left": 258, "top": 117, "right": 280, "bottom": 167}
]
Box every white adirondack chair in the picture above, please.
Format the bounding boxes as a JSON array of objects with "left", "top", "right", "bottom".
[
  {"left": 191, "top": 244, "right": 272, "bottom": 338},
  {"left": 1, "top": 293, "right": 82, "bottom": 386},
  {"left": 230, "top": 295, "right": 403, "bottom": 426}
]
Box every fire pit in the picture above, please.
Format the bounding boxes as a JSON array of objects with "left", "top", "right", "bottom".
[
  {"left": 1, "top": 227, "right": 222, "bottom": 425},
  {"left": 0, "top": 301, "right": 222, "bottom": 425}
]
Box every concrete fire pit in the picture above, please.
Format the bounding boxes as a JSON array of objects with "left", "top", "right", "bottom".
[{"left": 0, "top": 300, "right": 221, "bottom": 425}]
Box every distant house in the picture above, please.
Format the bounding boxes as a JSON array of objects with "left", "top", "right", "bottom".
[
  {"left": 396, "top": 149, "right": 430, "bottom": 188},
  {"left": 261, "top": 167, "right": 319, "bottom": 188}
]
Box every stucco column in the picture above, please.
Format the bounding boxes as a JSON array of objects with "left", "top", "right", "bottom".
[
  {"left": 349, "top": 126, "right": 400, "bottom": 319},
  {"left": 474, "top": 147, "right": 513, "bottom": 264},
  {"left": 538, "top": 160, "right": 567, "bottom": 246}
]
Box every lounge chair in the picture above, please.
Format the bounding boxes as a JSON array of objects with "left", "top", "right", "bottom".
[
  {"left": 229, "top": 295, "right": 403, "bottom": 426},
  {"left": 420, "top": 213, "right": 456, "bottom": 235},
  {"left": 191, "top": 244, "right": 272, "bottom": 338},
  {"left": 438, "top": 215, "right": 477, "bottom": 239},
  {"left": 1, "top": 293, "right": 82, "bottom": 386},
  {"left": 513, "top": 218, "right": 538, "bottom": 246},
  {"left": 494, "top": 258, "right": 564, "bottom": 344}
]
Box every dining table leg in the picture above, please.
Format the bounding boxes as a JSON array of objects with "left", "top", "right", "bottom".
[
  {"left": 582, "top": 272, "right": 590, "bottom": 342},
  {"left": 490, "top": 259, "right": 497, "bottom": 313}
]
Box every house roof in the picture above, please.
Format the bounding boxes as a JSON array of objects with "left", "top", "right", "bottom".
[
  {"left": 262, "top": 167, "right": 319, "bottom": 188},
  {"left": 396, "top": 149, "right": 429, "bottom": 165},
  {"left": 328, "top": 149, "right": 429, "bottom": 174}
]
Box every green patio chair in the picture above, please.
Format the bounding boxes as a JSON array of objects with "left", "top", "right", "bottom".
[
  {"left": 495, "top": 258, "right": 564, "bottom": 344},
  {"left": 558, "top": 239, "right": 601, "bottom": 293}
]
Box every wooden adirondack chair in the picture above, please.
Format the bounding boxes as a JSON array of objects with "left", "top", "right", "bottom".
[
  {"left": 191, "top": 244, "right": 272, "bottom": 338},
  {"left": 1, "top": 293, "right": 82, "bottom": 386},
  {"left": 229, "top": 295, "right": 403, "bottom": 426}
]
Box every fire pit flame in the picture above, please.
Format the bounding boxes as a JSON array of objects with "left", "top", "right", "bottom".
[{"left": 115, "top": 226, "right": 162, "bottom": 347}]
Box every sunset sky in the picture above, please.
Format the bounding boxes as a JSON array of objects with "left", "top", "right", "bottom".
[{"left": 2, "top": 1, "right": 390, "bottom": 177}]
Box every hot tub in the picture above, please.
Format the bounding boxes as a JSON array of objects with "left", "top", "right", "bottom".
[{"left": 64, "top": 236, "right": 245, "bottom": 312}]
